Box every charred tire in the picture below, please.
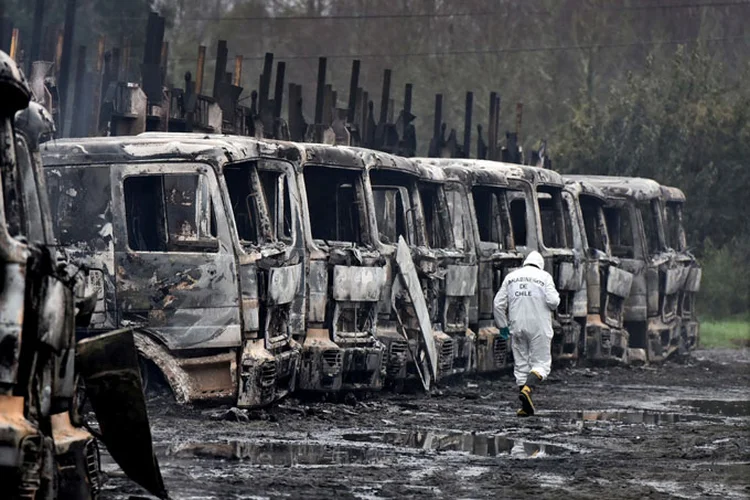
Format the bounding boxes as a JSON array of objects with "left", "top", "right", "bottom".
[{"left": 138, "top": 356, "right": 171, "bottom": 399}]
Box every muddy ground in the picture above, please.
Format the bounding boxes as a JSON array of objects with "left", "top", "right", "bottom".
[{"left": 100, "top": 348, "right": 750, "bottom": 499}]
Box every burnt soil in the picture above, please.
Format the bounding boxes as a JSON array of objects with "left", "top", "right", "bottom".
[{"left": 100, "top": 348, "right": 750, "bottom": 499}]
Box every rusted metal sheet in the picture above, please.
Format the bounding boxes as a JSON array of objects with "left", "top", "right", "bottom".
[
  {"left": 445, "top": 264, "right": 477, "bottom": 297},
  {"left": 268, "top": 263, "right": 302, "bottom": 305},
  {"left": 332, "top": 265, "right": 386, "bottom": 302},
  {"left": 394, "top": 236, "right": 438, "bottom": 381}
]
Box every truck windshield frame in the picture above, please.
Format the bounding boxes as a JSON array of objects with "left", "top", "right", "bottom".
[{"left": 537, "top": 185, "right": 570, "bottom": 250}]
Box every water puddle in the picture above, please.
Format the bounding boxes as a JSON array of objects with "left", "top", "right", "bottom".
[
  {"left": 554, "top": 409, "right": 712, "bottom": 424},
  {"left": 341, "top": 430, "right": 575, "bottom": 458},
  {"left": 168, "top": 440, "right": 386, "bottom": 466},
  {"left": 671, "top": 399, "right": 750, "bottom": 417}
]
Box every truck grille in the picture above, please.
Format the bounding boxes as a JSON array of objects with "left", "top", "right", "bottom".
[
  {"left": 388, "top": 340, "right": 408, "bottom": 377},
  {"left": 322, "top": 350, "right": 343, "bottom": 372},
  {"left": 260, "top": 362, "right": 277, "bottom": 387},
  {"left": 439, "top": 338, "right": 455, "bottom": 372},
  {"left": 493, "top": 337, "right": 508, "bottom": 366},
  {"left": 85, "top": 439, "right": 101, "bottom": 496},
  {"left": 18, "top": 435, "right": 42, "bottom": 499}
]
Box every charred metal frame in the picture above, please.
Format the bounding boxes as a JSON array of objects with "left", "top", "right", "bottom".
[
  {"left": 417, "top": 159, "right": 528, "bottom": 373},
  {"left": 286, "top": 143, "right": 386, "bottom": 393},
  {"left": 356, "top": 150, "right": 477, "bottom": 384},
  {"left": 660, "top": 186, "right": 700, "bottom": 352},
  {"left": 569, "top": 176, "right": 684, "bottom": 363},
  {"left": 41, "top": 134, "right": 304, "bottom": 407},
  {"left": 563, "top": 178, "right": 633, "bottom": 365}
]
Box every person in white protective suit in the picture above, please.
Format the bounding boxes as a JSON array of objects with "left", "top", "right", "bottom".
[{"left": 493, "top": 251, "right": 560, "bottom": 417}]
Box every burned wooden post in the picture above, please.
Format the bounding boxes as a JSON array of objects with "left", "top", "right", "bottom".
[
  {"left": 379, "top": 69, "right": 391, "bottom": 125},
  {"left": 58, "top": 0, "right": 77, "bottom": 135},
  {"left": 28, "top": 0, "right": 45, "bottom": 73},
  {"left": 195, "top": 45, "right": 206, "bottom": 95},
  {"left": 428, "top": 93, "right": 443, "bottom": 157},
  {"left": 404, "top": 84, "right": 413, "bottom": 116},
  {"left": 397, "top": 83, "right": 417, "bottom": 156},
  {"left": 309, "top": 57, "right": 328, "bottom": 142},
  {"left": 314, "top": 57, "right": 326, "bottom": 127},
  {"left": 212, "top": 40, "right": 228, "bottom": 98},
  {"left": 273, "top": 61, "right": 285, "bottom": 121},
  {"left": 494, "top": 93, "right": 501, "bottom": 155},
  {"left": 463, "top": 91, "right": 473, "bottom": 158},
  {"left": 488, "top": 91, "right": 497, "bottom": 160},
  {"left": 9, "top": 27, "right": 18, "bottom": 60},
  {"left": 347, "top": 59, "right": 360, "bottom": 125},
  {"left": 71, "top": 45, "right": 88, "bottom": 137},
  {"left": 233, "top": 55, "right": 243, "bottom": 87},
  {"left": 477, "top": 124, "right": 487, "bottom": 159},
  {"left": 288, "top": 82, "right": 307, "bottom": 141},
  {"left": 258, "top": 52, "right": 273, "bottom": 113},
  {"left": 141, "top": 12, "right": 165, "bottom": 105},
  {"left": 89, "top": 35, "right": 105, "bottom": 136}
]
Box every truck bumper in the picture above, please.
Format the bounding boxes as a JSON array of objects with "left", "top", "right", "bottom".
[
  {"left": 237, "top": 340, "right": 300, "bottom": 408},
  {"left": 585, "top": 316, "right": 629, "bottom": 365}
]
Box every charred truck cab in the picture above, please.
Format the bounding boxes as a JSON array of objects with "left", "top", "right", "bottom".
[
  {"left": 563, "top": 178, "right": 633, "bottom": 364},
  {"left": 571, "top": 176, "right": 682, "bottom": 363},
  {"left": 660, "top": 185, "right": 701, "bottom": 352},
  {"left": 361, "top": 150, "right": 476, "bottom": 385},
  {"left": 500, "top": 165, "right": 585, "bottom": 364},
  {"left": 281, "top": 142, "right": 386, "bottom": 393},
  {"left": 41, "top": 135, "right": 301, "bottom": 408},
  {"left": 416, "top": 159, "right": 527, "bottom": 373}
]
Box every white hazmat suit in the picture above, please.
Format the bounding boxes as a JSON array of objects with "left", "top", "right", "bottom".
[{"left": 493, "top": 251, "right": 560, "bottom": 387}]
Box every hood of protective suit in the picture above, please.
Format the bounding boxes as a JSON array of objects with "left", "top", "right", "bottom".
[{"left": 523, "top": 251, "right": 545, "bottom": 270}]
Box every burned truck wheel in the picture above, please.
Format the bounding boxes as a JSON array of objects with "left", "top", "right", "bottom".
[{"left": 138, "top": 356, "right": 171, "bottom": 399}]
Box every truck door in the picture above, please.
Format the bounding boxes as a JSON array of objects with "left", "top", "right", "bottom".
[{"left": 112, "top": 163, "right": 242, "bottom": 351}]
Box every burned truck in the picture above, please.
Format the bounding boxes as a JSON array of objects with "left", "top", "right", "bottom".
[
  {"left": 563, "top": 178, "right": 633, "bottom": 364},
  {"left": 355, "top": 149, "right": 476, "bottom": 386},
  {"left": 569, "top": 176, "right": 683, "bottom": 363},
  {"left": 258, "top": 141, "right": 387, "bottom": 393},
  {"left": 1, "top": 51, "right": 164, "bottom": 499},
  {"left": 415, "top": 159, "right": 528, "bottom": 373},
  {"left": 492, "top": 164, "right": 586, "bottom": 364},
  {"left": 41, "top": 135, "right": 302, "bottom": 407},
  {"left": 660, "top": 185, "right": 701, "bottom": 352}
]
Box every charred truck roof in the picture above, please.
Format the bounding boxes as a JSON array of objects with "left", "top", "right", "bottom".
[
  {"left": 563, "top": 177, "right": 607, "bottom": 201},
  {"left": 567, "top": 175, "right": 664, "bottom": 202},
  {"left": 660, "top": 185, "right": 687, "bottom": 203},
  {"left": 412, "top": 158, "right": 510, "bottom": 187},
  {"left": 40, "top": 134, "right": 288, "bottom": 169}
]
